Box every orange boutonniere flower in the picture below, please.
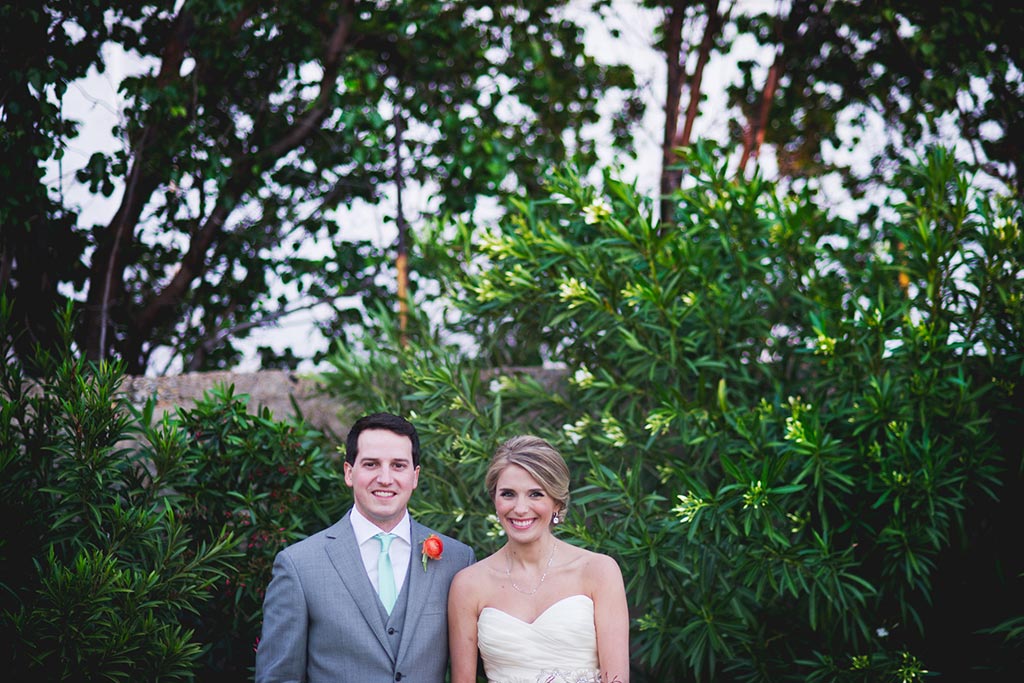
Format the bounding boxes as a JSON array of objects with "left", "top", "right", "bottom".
[{"left": 421, "top": 534, "right": 443, "bottom": 571}]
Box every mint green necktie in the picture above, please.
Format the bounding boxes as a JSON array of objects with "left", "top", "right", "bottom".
[{"left": 375, "top": 533, "right": 397, "bottom": 614}]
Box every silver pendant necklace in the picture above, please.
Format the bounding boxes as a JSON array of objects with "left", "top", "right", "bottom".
[{"left": 506, "top": 540, "right": 556, "bottom": 595}]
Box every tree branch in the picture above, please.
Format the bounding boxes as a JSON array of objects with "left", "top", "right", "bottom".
[
  {"left": 84, "top": 10, "right": 195, "bottom": 362},
  {"left": 126, "top": 1, "right": 356, "bottom": 369},
  {"left": 737, "top": 47, "right": 782, "bottom": 177},
  {"left": 677, "top": 0, "right": 725, "bottom": 150},
  {"left": 182, "top": 294, "right": 345, "bottom": 373},
  {"left": 737, "top": 0, "right": 812, "bottom": 178},
  {"left": 265, "top": 1, "right": 355, "bottom": 160}
]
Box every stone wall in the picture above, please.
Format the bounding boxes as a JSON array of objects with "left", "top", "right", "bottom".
[
  {"left": 120, "top": 366, "right": 569, "bottom": 440},
  {"left": 121, "top": 370, "right": 350, "bottom": 438}
]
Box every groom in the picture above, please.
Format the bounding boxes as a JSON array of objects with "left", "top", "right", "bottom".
[{"left": 255, "top": 412, "right": 475, "bottom": 682}]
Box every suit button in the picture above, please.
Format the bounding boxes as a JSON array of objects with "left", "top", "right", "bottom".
[
  {"left": 395, "top": 674, "right": 402, "bottom": 681},
  {"left": 388, "top": 627, "right": 396, "bottom": 635}
]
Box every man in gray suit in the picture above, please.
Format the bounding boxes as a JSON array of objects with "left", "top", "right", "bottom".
[{"left": 255, "top": 412, "right": 475, "bottom": 682}]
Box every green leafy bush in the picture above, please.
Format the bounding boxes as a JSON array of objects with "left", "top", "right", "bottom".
[
  {"left": 155, "top": 385, "right": 346, "bottom": 680},
  {"left": 321, "top": 145, "right": 1024, "bottom": 681},
  {"left": 1, "top": 301, "right": 348, "bottom": 681},
  {"left": 0, "top": 302, "right": 236, "bottom": 681}
]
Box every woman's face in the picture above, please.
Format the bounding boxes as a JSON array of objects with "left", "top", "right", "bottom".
[{"left": 493, "top": 463, "right": 556, "bottom": 542}]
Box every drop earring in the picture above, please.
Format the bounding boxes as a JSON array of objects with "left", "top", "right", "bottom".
[{"left": 552, "top": 513, "right": 560, "bottom": 525}]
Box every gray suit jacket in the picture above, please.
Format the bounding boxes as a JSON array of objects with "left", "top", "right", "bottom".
[{"left": 254, "top": 510, "right": 475, "bottom": 682}]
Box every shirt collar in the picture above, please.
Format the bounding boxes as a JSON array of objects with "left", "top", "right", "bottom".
[{"left": 349, "top": 505, "right": 412, "bottom": 546}]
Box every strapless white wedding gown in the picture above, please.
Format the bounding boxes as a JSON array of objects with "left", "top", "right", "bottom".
[{"left": 477, "top": 594, "right": 601, "bottom": 683}]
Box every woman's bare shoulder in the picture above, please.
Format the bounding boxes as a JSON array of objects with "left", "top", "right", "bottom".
[
  {"left": 453, "top": 557, "right": 484, "bottom": 584},
  {"left": 454, "top": 549, "right": 505, "bottom": 584},
  {"left": 566, "top": 544, "right": 622, "bottom": 584}
]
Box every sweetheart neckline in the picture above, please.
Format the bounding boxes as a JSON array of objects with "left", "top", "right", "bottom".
[{"left": 479, "top": 594, "right": 593, "bottom": 626}]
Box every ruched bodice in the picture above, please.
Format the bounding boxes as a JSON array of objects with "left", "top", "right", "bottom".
[{"left": 477, "top": 594, "right": 600, "bottom": 683}]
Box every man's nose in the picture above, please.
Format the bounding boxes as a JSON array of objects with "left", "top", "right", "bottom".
[{"left": 377, "top": 467, "right": 393, "bottom": 483}]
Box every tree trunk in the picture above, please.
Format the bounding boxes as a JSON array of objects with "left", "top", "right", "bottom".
[
  {"left": 660, "top": 1, "right": 723, "bottom": 224},
  {"left": 737, "top": 50, "right": 782, "bottom": 177},
  {"left": 677, "top": 0, "right": 723, "bottom": 150},
  {"left": 394, "top": 110, "right": 409, "bottom": 346},
  {"left": 737, "top": 0, "right": 812, "bottom": 178},
  {"left": 659, "top": 0, "right": 688, "bottom": 224}
]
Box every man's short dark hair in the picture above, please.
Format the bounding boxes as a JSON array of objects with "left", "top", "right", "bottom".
[{"left": 344, "top": 412, "right": 421, "bottom": 467}]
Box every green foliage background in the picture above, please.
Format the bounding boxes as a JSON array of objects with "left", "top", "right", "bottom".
[
  {"left": 1, "top": 147, "right": 1022, "bottom": 681},
  {"left": 321, "top": 146, "right": 1024, "bottom": 681}
]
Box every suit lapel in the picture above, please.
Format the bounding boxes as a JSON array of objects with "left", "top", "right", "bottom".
[
  {"left": 395, "top": 520, "right": 441, "bottom": 665},
  {"left": 324, "top": 511, "right": 393, "bottom": 657}
]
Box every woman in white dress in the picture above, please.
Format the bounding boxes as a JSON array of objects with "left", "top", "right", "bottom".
[{"left": 448, "top": 436, "right": 630, "bottom": 683}]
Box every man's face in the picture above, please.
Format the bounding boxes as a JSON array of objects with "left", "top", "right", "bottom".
[{"left": 344, "top": 428, "right": 419, "bottom": 531}]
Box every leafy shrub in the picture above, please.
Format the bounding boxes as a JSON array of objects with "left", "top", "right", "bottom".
[
  {"left": 321, "top": 145, "right": 1024, "bottom": 681},
  {"left": 0, "top": 301, "right": 349, "bottom": 681},
  {"left": 153, "top": 385, "right": 346, "bottom": 680},
  {"left": 0, "top": 302, "right": 236, "bottom": 680}
]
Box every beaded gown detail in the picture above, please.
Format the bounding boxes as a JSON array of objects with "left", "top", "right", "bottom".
[{"left": 477, "top": 594, "right": 601, "bottom": 683}]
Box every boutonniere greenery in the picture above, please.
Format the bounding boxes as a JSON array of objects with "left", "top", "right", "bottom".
[{"left": 421, "top": 534, "right": 443, "bottom": 571}]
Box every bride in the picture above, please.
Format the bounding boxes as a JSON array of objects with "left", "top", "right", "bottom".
[{"left": 448, "top": 436, "right": 630, "bottom": 683}]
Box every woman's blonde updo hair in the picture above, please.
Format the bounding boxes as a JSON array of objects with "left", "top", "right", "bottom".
[{"left": 485, "top": 435, "right": 571, "bottom": 518}]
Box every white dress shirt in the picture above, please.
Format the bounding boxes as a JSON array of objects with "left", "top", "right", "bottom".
[{"left": 349, "top": 506, "right": 412, "bottom": 597}]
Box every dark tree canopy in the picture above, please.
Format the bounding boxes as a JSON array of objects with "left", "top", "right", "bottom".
[
  {"left": 635, "top": 0, "right": 1023, "bottom": 205},
  {"left": 5, "top": 1, "right": 1022, "bottom": 375},
  {"left": 1, "top": 0, "right": 641, "bottom": 374},
  {"left": 740, "top": 0, "right": 1024, "bottom": 194}
]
